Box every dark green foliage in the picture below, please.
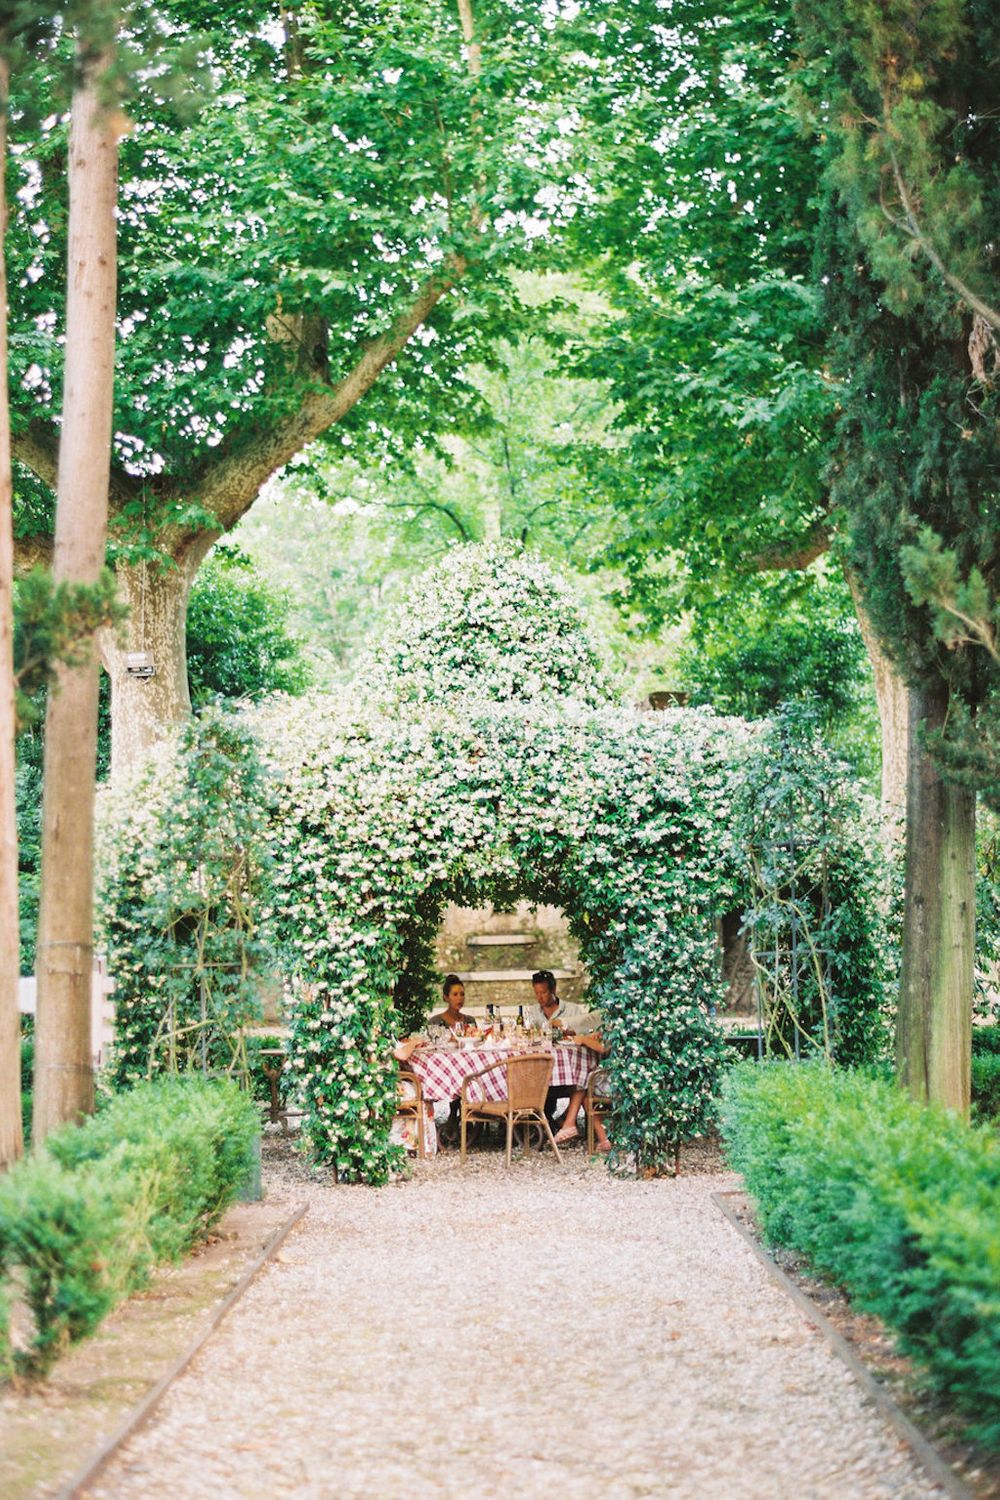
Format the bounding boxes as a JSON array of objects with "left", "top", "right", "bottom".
[
  {"left": 14, "top": 557, "right": 309, "bottom": 973},
  {"left": 972, "top": 1023, "right": 1000, "bottom": 1121},
  {"left": 800, "top": 0, "right": 1000, "bottom": 784},
  {"left": 678, "top": 573, "right": 878, "bottom": 781},
  {"left": 721, "top": 1063, "right": 1000, "bottom": 1445},
  {"left": 20, "top": 1022, "right": 33, "bottom": 1147},
  {"left": 567, "top": 0, "right": 838, "bottom": 631},
  {"left": 12, "top": 568, "right": 125, "bottom": 732},
  {"left": 972, "top": 1026, "right": 1000, "bottom": 1057},
  {"left": 680, "top": 581, "right": 865, "bottom": 723},
  {"left": 972, "top": 1053, "right": 1000, "bottom": 1122},
  {"left": 0, "top": 1075, "right": 259, "bottom": 1377},
  {"left": 7, "top": 0, "right": 621, "bottom": 553},
  {"left": 186, "top": 549, "right": 310, "bottom": 705}
]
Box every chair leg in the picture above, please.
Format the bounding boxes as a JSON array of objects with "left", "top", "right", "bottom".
[
  {"left": 461, "top": 1107, "right": 467, "bottom": 1161},
  {"left": 417, "top": 1104, "right": 425, "bottom": 1160},
  {"left": 505, "top": 1113, "right": 513, "bottom": 1169},
  {"left": 540, "top": 1114, "right": 564, "bottom": 1165}
]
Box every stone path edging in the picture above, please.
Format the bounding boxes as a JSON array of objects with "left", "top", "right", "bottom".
[
  {"left": 58, "top": 1201, "right": 309, "bottom": 1500},
  {"left": 713, "top": 1191, "right": 970, "bottom": 1500}
]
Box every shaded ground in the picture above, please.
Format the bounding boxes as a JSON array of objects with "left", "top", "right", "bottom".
[{"left": 83, "top": 1138, "right": 944, "bottom": 1500}]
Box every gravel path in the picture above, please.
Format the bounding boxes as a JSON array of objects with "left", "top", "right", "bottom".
[{"left": 87, "top": 1150, "right": 944, "bottom": 1500}]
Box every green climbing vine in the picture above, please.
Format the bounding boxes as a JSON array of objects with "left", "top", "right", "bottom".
[{"left": 99, "top": 545, "right": 893, "bottom": 1184}]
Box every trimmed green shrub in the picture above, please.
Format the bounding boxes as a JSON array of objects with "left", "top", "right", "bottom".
[
  {"left": 720, "top": 1063, "right": 1000, "bottom": 1446},
  {"left": 0, "top": 1076, "right": 259, "bottom": 1376}
]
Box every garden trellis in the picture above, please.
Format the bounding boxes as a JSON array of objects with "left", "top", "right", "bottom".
[
  {"left": 100, "top": 545, "right": 892, "bottom": 1184},
  {"left": 735, "top": 704, "right": 893, "bottom": 1069}
]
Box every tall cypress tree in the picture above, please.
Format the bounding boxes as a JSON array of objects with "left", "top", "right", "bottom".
[{"left": 797, "top": 0, "right": 1000, "bottom": 1110}]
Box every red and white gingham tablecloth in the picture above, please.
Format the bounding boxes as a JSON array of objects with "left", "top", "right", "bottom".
[{"left": 407, "top": 1043, "right": 597, "bottom": 1104}]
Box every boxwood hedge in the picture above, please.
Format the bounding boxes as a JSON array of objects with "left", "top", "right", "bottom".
[
  {"left": 720, "top": 1062, "right": 1000, "bottom": 1445},
  {"left": 0, "top": 1075, "right": 259, "bottom": 1377}
]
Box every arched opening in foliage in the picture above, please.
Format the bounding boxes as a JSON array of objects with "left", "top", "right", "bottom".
[{"left": 260, "top": 694, "right": 748, "bottom": 1181}]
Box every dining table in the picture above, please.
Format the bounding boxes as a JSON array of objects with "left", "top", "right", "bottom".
[{"left": 405, "top": 1037, "right": 599, "bottom": 1103}]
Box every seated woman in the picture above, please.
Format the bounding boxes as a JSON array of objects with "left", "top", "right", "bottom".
[
  {"left": 427, "top": 974, "right": 477, "bottom": 1148},
  {"left": 428, "top": 974, "right": 476, "bottom": 1033}
]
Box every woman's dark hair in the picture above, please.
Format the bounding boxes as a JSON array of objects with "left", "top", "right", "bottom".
[
  {"left": 442, "top": 974, "right": 464, "bottom": 999},
  {"left": 532, "top": 969, "right": 556, "bottom": 994}
]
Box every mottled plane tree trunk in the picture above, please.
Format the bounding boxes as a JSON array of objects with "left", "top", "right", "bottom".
[{"left": 33, "top": 32, "right": 121, "bottom": 1141}]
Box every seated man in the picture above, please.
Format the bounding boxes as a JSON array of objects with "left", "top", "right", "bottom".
[
  {"left": 529, "top": 971, "right": 611, "bottom": 1152},
  {"left": 529, "top": 969, "right": 593, "bottom": 1034}
]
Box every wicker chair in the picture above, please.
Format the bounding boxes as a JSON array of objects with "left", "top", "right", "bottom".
[
  {"left": 460, "top": 1053, "right": 564, "bottom": 1167},
  {"left": 395, "top": 1068, "right": 425, "bottom": 1159},
  {"left": 586, "top": 1065, "right": 613, "bottom": 1154}
]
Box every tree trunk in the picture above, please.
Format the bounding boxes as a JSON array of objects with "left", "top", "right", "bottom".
[
  {"left": 101, "top": 546, "right": 207, "bottom": 781},
  {"left": 846, "top": 570, "right": 909, "bottom": 812},
  {"left": 896, "top": 678, "right": 975, "bottom": 1114},
  {"left": 33, "top": 40, "right": 120, "bottom": 1143},
  {"left": 0, "top": 52, "right": 24, "bottom": 1169},
  {"left": 482, "top": 495, "right": 501, "bottom": 542}
]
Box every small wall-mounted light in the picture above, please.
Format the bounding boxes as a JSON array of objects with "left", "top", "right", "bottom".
[{"left": 125, "top": 651, "right": 156, "bottom": 680}]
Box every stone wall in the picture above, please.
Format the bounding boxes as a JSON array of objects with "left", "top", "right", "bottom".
[
  {"left": 435, "top": 904, "right": 756, "bottom": 1017},
  {"left": 434, "top": 902, "right": 588, "bottom": 1011}
]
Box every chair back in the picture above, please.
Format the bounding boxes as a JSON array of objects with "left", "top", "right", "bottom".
[
  {"left": 506, "top": 1053, "right": 553, "bottom": 1111},
  {"left": 588, "top": 1066, "right": 611, "bottom": 1100}
]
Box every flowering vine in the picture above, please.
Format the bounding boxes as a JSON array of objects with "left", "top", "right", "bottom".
[{"left": 99, "top": 545, "right": 892, "bottom": 1183}]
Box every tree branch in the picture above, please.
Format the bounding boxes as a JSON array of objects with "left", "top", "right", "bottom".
[
  {"left": 16, "top": 4, "right": 485, "bottom": 573},
  {"left": 11, "top": 420, "right": 59, "bottom": 491},
  {"left": 456, "top": 0, "right": 482, "bottom": 78},
  {"left": 15, "top": 416, "right": 146, "bottom": 508},
  {"left": 383, "top": 497, "right": 471, "bottom": 540},
  {"left": 750, "top": 522, "right": 830, "bottom": 572},
  {"left": 885, "top": 147, "right": 1000, "bottom": 333},
  {"left": 181, "top": 256, "right": 469, "bottom": 543}
]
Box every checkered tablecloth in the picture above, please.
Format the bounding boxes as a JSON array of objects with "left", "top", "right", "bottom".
[{"left": 407, "top": 1043, "right": 597, "bottom": 1103}]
